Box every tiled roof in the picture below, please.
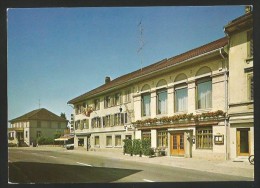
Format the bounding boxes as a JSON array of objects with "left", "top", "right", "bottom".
[
  {"left": 9, "top": 108, "right": 68, "bottom": 123},
  {"left": 224, "top": 12, "right": 253, "bottom": 33},
  {"left": 68, "top": 37, "right": 228, "bottom": 104}
]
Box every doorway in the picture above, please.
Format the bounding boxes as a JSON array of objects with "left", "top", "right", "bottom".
[
  {"left": 170, "top": 133, "right": 185, "bottom": 156},
  {"left": 236, "top": 128, "right": 250, "bottom": 156}
]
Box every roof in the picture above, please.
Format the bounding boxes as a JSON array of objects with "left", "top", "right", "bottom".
[
  {"left": 9, "top": 108, "right": 68, "bottom": 123},
  {"left": 224, "top": 11, "right": 253, "bottom": 34},
  {"left": 68, "top": 37, "right": 228, "bottom": 104}
]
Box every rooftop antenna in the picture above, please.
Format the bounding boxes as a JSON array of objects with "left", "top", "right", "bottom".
[
  {"left": 38, "top": 99, "right": 41, "bottom": 109},
  {"left": 137, "top": 18, "right": 146, "bottom": 71}
]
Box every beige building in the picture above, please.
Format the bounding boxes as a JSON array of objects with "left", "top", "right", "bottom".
[
  {"left": 224, "top": 11, "right": 253, "bottom": 159},
  {"left": 8, "top": 108, "right": 68, "bottom": 146},
  {"left": 68, "top": 9, "right": 253, "bottom": 160},
  {"left": 67, "top": 77, "right": 135, "bottom": 151}
]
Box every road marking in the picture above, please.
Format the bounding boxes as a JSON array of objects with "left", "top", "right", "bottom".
[
  {"left": 143, "top": 179, "right": 155, "bottom": 182},
  {"left": 49, "top": 156, "right": 57, "bottom": 158},
  {"left": 76, "top": 162, "right": 92, "bottom": 167}
]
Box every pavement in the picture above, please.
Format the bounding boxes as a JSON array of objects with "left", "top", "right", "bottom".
[{"left": 12, "top": 146, "right": 254, "bottom": 179}]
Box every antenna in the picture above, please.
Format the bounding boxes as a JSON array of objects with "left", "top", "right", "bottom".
[
  {"left": 38, "top": 99, "right": 41, "bottom": 109},
  {"left": 137, "top": 19, "right": 145, "bottom": 71}
]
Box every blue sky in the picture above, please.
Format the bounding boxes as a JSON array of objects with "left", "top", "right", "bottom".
[{"left": 7, "top": 6, "right": 245, "bottom": 125}]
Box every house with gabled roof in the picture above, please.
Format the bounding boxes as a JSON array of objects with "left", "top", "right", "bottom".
[{"left": 8, "top": 108, "right": 68, "bottom": 146}]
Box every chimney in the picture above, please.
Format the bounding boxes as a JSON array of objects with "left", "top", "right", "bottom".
[
  {"left": 245, "top": 5, "right": 252, "bottom": 14},
  {"left": 105, "top": 76, "right": 111, "bottom": 84}
]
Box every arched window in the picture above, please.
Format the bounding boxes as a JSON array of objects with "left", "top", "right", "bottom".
[
  {"left": 174, "top": 74, "right": 188, "bottom": 112},
  {"left": 156, "top": 79, "right": 167, "bottom": 115},
  {"left": 141, "top": 84, "right": 151, "bottom": 117},
  {"left": 196, "top": 67, "right": 212, "bottom": 109}
]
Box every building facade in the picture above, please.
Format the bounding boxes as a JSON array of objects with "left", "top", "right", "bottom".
[
  {"left": 68, "top": 10, "right": 253, "bottom": 160},
  {"left": 224, "top": 11, "right": 254, "bottom": 159},
  {"left": 8, "top": 108, "right": 68, "bottom": 146}
]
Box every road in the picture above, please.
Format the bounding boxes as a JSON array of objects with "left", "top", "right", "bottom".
[{"left": 8, "top": 148, "right": 253, "bottom": 183}]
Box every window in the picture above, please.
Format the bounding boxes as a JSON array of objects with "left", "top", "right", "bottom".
[
  {"left": 175, "top": 86, "right": 188, "bottom": 112},
  {"left": 92, "top": 117, "right": 101, "bottom": 128},
  {"left": 94, "top": 99, "right": 100, "bottom": 110},
  {"left": 196, "top": 127, "right": 213, "bottom": 149},
  {"left": 37, "top": 121, "right": 41, "bottom": 128},
  {"left": 197, "top": 78, "right": 212, "bottom": 109},
  {"left": 106, "top": 136, "right": 112, "bottom": 147},
  {"left": 25, "top": 131, "right": 28, "bottom": 138},
  {"left": 94, "top": 136, "right": 100, "bottom": 146},
  {"left": 36, "top": 131, "right": 42, "bottom": 138},
  {"left": 75, "top": 121, "right": 80, "bottom": 130},
  {"left": 125, "top": 89, "right": 131, "bottom": 103},
  {"left": 141, "top": 93, "right": 151, "bottom": 117},
  {"left": 115, "top": 135, "right": 122, "bottom": 146},
  {"left": 157, "top": 131, "right": 168, "bottom": 147},
  {"left": 114, "top": 113, "right": 124, "bottom": 126},
  {"left": 157, "top": 89, "right": 167, "bottom": 115},
  {"left": 104, "top": 96, "right": 113, "bottom": 108},
  {"left": 248, "top": 74, "right": 254, "bottom": 101},
  {"left": 247, "top": 30, "right": 253, "bottom": 58},
  {"left": 142, "top": 131, "right": 151, "bottom": 140},
  {"left": 83, "top": 119, "right": 89, "bottom": 129},
  {"left": 115, "top": 93, "right": 122, "bottom": 106}
]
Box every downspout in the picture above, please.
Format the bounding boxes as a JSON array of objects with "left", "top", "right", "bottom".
[{"left": 219, "top": 47, "right": 229, "bottom": 160}]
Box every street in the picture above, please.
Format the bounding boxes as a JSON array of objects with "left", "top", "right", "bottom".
[{"left": 8, "top": 147, "right": 253, "bottom": 183}]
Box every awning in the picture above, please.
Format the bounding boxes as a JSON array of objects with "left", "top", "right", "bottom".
[{"left": 54, "top": 135, "right": 74, "bottom": 141}]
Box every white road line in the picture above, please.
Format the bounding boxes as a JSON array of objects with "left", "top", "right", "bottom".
[
  {"left": 143, "top": 179, "right": 155, "bottom": 182},
  {"left": 49, "top": 156, "right": 57, "bottom": 158},
  {"left": 76, "top": 162, "right": 92, "bottom": 167}
]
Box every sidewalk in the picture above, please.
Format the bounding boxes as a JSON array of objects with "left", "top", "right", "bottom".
[
  {"left": 15, "top": 146, "right": 254, "bottom": 179},
  {"left": 66, "top": 147, "right": 254, "bottom": 179}
]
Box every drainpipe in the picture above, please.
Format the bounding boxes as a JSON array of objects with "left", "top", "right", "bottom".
[{"left": 219, "top": 47, "right": 229, "bottom": 160}]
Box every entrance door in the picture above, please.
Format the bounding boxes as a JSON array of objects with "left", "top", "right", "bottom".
[
  {"left": 236, "top": 128, "right": 250, "bottom": 156},
  {"left": 171, "top": 133, "right": 185, "bottom": 156}
]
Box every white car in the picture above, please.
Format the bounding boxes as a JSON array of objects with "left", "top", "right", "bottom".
[{"left": 65, "top": 143, "right": 74, "bottom": 150}]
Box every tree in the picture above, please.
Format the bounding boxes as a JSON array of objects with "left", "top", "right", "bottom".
[{"left": 60, "top": 112, "right": 67, "bottom": 120}]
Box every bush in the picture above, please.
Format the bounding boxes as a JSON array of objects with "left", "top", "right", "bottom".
[
  {"left": 37, "top": 136, "right": 54, "bottom": 145},
  {"left": 123, "top": 139, "right": 133, "bottom": 155},
  {"left": 141, "top": 138, "right": 152, "bottom": 156},
  {"left": 132, "top": 139, "right": 142, "bottom": 156}
]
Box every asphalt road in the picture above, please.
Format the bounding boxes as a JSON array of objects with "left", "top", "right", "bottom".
[{"left": 8, "top": 148, "right": 253, "bottom": 183}]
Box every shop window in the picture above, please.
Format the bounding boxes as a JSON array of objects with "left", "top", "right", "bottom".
[
  {"left": 196, "top": 127, "right": 213, "bottom": 149},
  {"left": 142, "top": 131, "right": 151, "bottom": 140},
  {"left": 157, "top": 131, "right": 168, "bottom": 147}
]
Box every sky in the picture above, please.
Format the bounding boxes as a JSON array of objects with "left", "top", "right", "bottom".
[{"left": 7, "top": 6, "right": 245, "bottom": 126}]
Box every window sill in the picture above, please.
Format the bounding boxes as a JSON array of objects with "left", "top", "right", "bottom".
[
  {"left": 245, "top": 57, "right": 253, "bottom": 64},
  {"left": 114, "top": 146, "right": 122, "bottom": 148},
  {"left": 94, "top": 145, "right": 100, "bottom": 148},
  {"left": 106, "top": 146, "right": 113, "bottom": 148},
  {"left": 195, "top": 108, "right": 212, "bottom": 113}
]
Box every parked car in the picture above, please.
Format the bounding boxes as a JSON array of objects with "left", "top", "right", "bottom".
[{"left": 65, "top": 143, "right": 74, "bottom": 150}]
